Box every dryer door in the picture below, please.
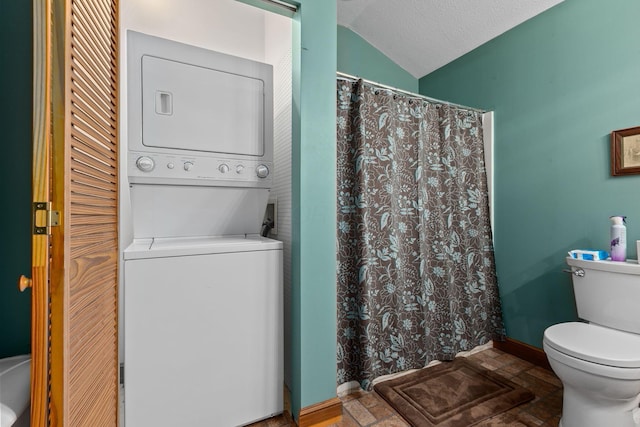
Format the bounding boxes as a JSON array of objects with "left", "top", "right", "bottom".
[{"left": 142, "top": 55, "right": 265, "bottom": 156}]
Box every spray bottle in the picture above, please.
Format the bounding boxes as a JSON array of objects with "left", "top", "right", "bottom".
[{"left": 609, "top": 215, "right": 627, "bottom": 262}]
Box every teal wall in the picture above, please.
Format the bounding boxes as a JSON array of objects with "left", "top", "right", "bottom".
[
  {"left": 0, "top": 1, "right": 32, "bottom": 358},
  {"left": 290, "top": 0, "right": 337, "bottom": 419},
  {"left": 419, "top": 0, "right": 640, "bottom": 348},
  {"left": 337, "top": 25, "right": 418, "bottom": 93}
]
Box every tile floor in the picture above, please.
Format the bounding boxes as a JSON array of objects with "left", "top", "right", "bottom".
[{"left": 249, "top": 347, "right": 563, "bottom": 427}]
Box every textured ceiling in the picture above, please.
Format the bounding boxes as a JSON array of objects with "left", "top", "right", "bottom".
[{"left": 337, "top": 0, "right": 564, "bottom": 78}]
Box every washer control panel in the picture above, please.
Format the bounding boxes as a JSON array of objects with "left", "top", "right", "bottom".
[{"left": 129, "top": 152, "right": 272, "bottom": 187}]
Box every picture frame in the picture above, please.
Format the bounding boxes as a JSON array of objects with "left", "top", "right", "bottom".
[{"left": 611, "top": 126, "right": 640, "bottom": 176}]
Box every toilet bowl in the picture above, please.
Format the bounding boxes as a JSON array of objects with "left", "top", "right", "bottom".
[
  {"left": 544, "top": 322, "right": 640, "bottom": 427},
  {"left": 0, "top": 354, "right": 30, "bottom": 427},
  {"left": 544, "top": 258, "right": 640, "bottom": 427}
]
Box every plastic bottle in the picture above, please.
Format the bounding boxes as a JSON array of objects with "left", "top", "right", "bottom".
[{"left": 609, "top": 215, "right": 627, "bottom": 262}]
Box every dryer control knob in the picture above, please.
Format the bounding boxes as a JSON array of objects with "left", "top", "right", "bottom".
[
  {"left": 183, "top": 161, "right": 194, "bottom": 171},
  {"left": 236, "top": 165, "right": 245, "bottom": 174},
  {"left": 256, "top": 164, "right": 269, "bottom": 179},
  {"left": 218, "top": 164, "right": 230, "bottom": 174},
  {"left": 136, "top": 156, "right": 155, "bottom": 172}
]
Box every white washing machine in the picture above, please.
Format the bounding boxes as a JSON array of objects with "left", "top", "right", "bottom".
[
  {"left": 123, "top": 32, "right": 282, "bottom": 426},
  {"left": 124, "top": 236, "right": 282, "bottom": 426}
]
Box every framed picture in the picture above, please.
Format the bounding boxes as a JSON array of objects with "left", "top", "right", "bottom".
[{"left": 611, "top": 126, "right": 640, "bottom": 176}]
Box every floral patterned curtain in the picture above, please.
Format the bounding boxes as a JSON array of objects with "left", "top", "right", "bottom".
[{"left": 336, "top": 79, "right": 504, "bottom": 390}]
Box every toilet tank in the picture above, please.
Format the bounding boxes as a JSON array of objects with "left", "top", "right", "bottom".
[{"left": 566, "top": 257, "right": 640, "bottom": 334}]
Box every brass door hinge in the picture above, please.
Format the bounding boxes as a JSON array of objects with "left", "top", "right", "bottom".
[{"left": 33, "top": 202, "right": 60, "bottom": 235}]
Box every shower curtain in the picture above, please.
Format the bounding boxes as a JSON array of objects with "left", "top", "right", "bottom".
[{"left": 336, "top": 78, "right": 505, "bottom": 390}]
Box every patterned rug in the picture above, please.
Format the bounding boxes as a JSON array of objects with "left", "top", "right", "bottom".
[{"left": 373, "top": 358, "right": 535, "bottom": 426}]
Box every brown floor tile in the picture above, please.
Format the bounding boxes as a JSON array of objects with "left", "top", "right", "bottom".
[
  {"left": 356, "top": 392, "right": 386, "bottom": 409},
  {"left": 258, "top": 348, "right": 564, "bottom": 427},
  {"left": 474, "top": 410, "right": 540, "bottom": 426},
  {"left": 343, "top": 399, "right": 377, "bottom": 426},
  {"left": 369, "top": 415, "right": 410, "bottom": 426},
  {"left": 515, "top": 410, "right": 546, "bottom": 426},
  {"left": 477, "top": 356, "right": 507, "bottom": 371},
  {"left": 482, "top": 348, "right": 506, "bottom": 358},
  {"left": 329, "top": 410, "right": 360, "bottom": 427},
  {"left": 511, "top": 371, "right": 561, "bottom": 398},
  {"left": 501, "top": 359, "right": 536, "bottom": 376},
  {"left": 526, "top": 366, "right": 563, "bottom": 388},
  {"left": 493, "top": 352, "right": 523, "bottom": 366},
  {"left": 359, "top": 392, "right": 403, "bottom": 420},
  {"left": 526, "top": 390, "right": 563, "bottom": 422},
  {"left": 540, "top": 416, "right": 561, "bottom": 427},
  {"left": 467, "top": 349, "right": 501, "bottom": 364},
  {"left": 340, "top": 389, "right": 368, "bottom": 403}
]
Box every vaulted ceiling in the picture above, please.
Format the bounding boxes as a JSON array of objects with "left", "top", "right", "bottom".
[{"left": 337, "top": 0, "right": 564, "bottom": 78}]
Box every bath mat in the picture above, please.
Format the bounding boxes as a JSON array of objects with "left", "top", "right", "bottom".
[{"left": 373, "top": 358, "right": 535, "bottom": 427}]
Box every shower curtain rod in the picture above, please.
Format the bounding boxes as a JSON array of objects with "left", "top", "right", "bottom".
[{"left": 336, "top": 72, "right": 487, "bottom": 114}]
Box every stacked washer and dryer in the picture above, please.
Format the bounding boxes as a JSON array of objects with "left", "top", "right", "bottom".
[{"left": 123, "top": 31, "right": 283, "bottom": 426}]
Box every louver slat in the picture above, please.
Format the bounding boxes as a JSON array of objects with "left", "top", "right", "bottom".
[{"left": 55, "top": 0, "right": 119, "bottom": 425}]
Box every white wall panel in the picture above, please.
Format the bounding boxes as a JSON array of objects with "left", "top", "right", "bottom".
[{"left": 265, "top": 13, "right": 293, "bottom": 388}]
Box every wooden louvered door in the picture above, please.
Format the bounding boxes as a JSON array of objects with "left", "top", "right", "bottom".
[
  {"left": 30, "top": 0, "right": 120, "bottom": 425},
  {"left": 28, "top": 1, "right": 53, "bottom": 426}
]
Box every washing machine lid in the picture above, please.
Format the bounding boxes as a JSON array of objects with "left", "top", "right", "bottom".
[
  {"left": 544, "top": 322, "right": 640, "bottom": 368},
  {"left": 124, "top": 235, "right": 282, "bottom": 260}
]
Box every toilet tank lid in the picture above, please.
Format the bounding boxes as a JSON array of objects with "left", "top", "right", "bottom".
[
  {"left": 544, "top": 322, "right": 640, "bottom": 368},
  {"left": 565, "top": 257, "right": 640, "bottom": 274}
]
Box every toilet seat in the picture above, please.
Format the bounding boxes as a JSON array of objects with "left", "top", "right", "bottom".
[{"left": 544, "top": 322, "right": 640, "bottom": 368}]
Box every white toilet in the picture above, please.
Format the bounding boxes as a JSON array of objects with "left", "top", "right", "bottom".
[
  {"left": 0, "top": 354, "right": 30, "bottom": 427},
  {"left": 543, "top": 257, "right": 640, "bottom": 427}
]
